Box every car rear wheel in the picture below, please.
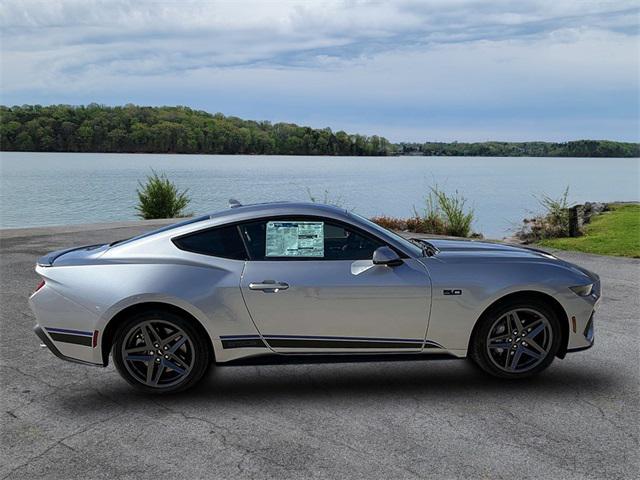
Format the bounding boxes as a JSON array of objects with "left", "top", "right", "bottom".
[
  {"left": 470, "top": 299, "right": 562, "bottom": 378},
  {"left": 112, "top": 310, "right": 210, "bottom": 393}
]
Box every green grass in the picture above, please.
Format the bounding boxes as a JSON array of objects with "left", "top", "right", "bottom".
[{"left": 538, "top": 204, "right": 640, "bottom": 258}]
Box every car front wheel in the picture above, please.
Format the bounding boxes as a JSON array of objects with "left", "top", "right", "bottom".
[
  {"left": 112, "top": 310, "right": 210, "bottom": 393},
  {"left": 470, "top": 300, "right": 562, "bottom": 378}
]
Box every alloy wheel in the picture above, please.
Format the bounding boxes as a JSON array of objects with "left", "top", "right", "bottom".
[
  {"left": 486, "top": 308, "right": 553, "bottom": 373},
  {"left": 121, "top": 320, "right": 195, "bottom": 388}
]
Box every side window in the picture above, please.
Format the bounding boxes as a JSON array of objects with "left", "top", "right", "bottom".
[
  {"left": 173, "top": 225, "right": 247, "bottom": 260},
  {"left": 239, "top": 219, "right": 385, "bottom": 261},
  {"left": 239, "top": 221, "right": 267, "bottom": 260},
  {"left": 323, "top": 223, "right": 384, "bottom": 260}
]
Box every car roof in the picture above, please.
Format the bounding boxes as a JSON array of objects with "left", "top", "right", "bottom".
[
  {"left": 205, "top": 201, "right": 350, "bottom": 222},
  {"left": 110, "top": 202, "right": 353, "bottom": 248},
  {"left": 108, "top": 201, "right": 421, "bottom": 258}
]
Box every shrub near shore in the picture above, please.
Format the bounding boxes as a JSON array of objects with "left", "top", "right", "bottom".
[
  {"left": 136, "top": 170, "right": 191, "bottom": 219},
  {"left": 371, "top": 187, "right": 479, "bottom": 238}
]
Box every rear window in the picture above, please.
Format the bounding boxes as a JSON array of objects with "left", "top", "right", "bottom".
[
  {"left": 173, "top": 225, "right": 247, "bottom": 260},
  {"left": 110, "top": 215, "right": 210, "bottom": 246}
]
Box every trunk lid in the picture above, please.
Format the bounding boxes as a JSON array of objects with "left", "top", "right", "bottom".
[{"left": 37, "top": 244, "right": 109, "bottom": 267}]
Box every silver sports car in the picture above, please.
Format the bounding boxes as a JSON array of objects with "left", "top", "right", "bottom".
[{"left": 30, "top": 201, "right": 599, "bottom": 393}]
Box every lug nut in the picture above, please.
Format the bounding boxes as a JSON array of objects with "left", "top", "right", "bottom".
[
  {"left": 154, "top": 343, "right": 159, "bottom": 348},
  {"left": 163, "top": 346, "right": 168, "bottom": 350},
  {"left": 164, "top": 355, "right": 169, "bottom": 359},
  {"left": 155, "top": 358, "right": 161, "bottom": 363}
]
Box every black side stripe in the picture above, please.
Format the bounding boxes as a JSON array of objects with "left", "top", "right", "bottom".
[
  {"left": 48, "top": 332, "right": 92, "bottom": 346},
  {"left": 220, "top": 335, "right": 443, "bottom": 350},
  {"left": 266, "top": 338, "right": 423, "bottom": 349},
  {"left": 221, "top": 338, "right": 267, "bottom": 349}
]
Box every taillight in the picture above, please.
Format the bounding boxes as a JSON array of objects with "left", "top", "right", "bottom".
[{"left": 34, "top": 279, "right": 45, "bottom": 293}]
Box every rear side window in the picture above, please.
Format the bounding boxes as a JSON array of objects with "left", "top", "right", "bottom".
[{"left": 173, "top": 225, "right": 247, "bottom": 260}]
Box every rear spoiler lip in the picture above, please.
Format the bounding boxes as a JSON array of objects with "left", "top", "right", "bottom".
[{"left": 37, "top": 244, "right": 103, "bottom": 267}]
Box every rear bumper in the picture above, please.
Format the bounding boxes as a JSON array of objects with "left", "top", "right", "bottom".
[
  {"left": 29, "top": 282, "right": 105, "bottom": 364},
  {"left": 34, "top": 325, "right": 103, "bottom": 367}
]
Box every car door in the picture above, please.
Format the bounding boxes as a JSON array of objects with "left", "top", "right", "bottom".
[{"left": 238, "top": 216, "right": 432, "bottom": 353}]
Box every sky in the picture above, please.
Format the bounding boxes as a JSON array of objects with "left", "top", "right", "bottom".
[{"left": 1, "top": 0, "right": 639, "bottom": 142}]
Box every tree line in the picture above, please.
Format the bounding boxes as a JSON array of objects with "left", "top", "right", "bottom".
[
  {"left": 396, "top": 140, "right": 639, "bottom": 158},
  {"left": 1, "top": 104, "right": 638, "bottom": 157},
  {"left": 0, "top": 104, "right": 392, "bottom": 156}
]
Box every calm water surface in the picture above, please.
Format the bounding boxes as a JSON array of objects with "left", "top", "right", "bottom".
[{"left": 1, "top": 152, "right": 638, "bottom": 238}]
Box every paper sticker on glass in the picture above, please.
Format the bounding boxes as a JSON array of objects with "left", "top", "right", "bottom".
[{"left": 266, "top": 221, "right": 324, "bottom": 257}]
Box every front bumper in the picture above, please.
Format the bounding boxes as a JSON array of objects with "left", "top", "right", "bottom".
[
  {"left": 34, "top": 325, "right": 103, "bottom": 367},
  {"left": 567, "top": 311, "right": 595, "bottom": 353}
]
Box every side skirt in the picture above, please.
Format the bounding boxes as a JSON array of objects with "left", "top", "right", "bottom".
[{"left": 218, "top": 352, "right": 459, "bottom": 367}]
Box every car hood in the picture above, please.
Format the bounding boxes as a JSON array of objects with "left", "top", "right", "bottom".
[
  {"left": 423, "top": 239, "right": 554, "bottom": 259},
  {"left": 418, "top": 238, "right": 599, "bottom": 283}
]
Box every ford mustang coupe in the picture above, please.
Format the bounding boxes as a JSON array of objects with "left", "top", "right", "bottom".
[{"left": 30, "top": 201, "right": 599, "bottom": 393}]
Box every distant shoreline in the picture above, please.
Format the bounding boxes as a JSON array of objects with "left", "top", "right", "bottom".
[
  {"left": 2, "top": 151, "right": 639, "bottom": 159},
  {"left": 2, "top": 104, "right": 639, "bottom": 158}
]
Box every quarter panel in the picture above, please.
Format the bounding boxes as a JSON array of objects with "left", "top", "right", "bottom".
[{"left": 34, "top": 254, "right": 260, "bottom": 363}]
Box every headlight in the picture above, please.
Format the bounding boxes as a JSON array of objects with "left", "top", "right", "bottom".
[{"left": 570, "top": 284, "right": 593, "bottom": 297}]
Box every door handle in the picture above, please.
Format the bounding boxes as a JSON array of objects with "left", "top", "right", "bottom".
[{"left": 248, "top": 281, "right": 289, "bottom": 292}]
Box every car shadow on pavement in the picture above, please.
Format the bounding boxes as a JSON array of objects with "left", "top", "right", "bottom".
[
  {"left": 197, "top": 361, "right": 611, "bottom": 397},
  {"left": 60, "top": 358, "right": 620, "bottom": 410}
]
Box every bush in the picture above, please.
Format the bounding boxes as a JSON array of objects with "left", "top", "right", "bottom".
[
  {"left": 515, "top": 186, "right": 571, "bottom": 242},
  {"left": 370, "top": 215, "right": 407, "bottom": 231},
  {"left": 410, "top": 186, "right": 474, "bottom": 236},
  {"left": 431, "top": 187, "right": 474, "bottom": 237},
  {"left": 136, "top": 170, "right": 191, "bottom": 219},
  {"left": 536, "top": 186, "right": 570, "bottom": 237},
  {"left": 370, "top": 186, "right": 477, "bottom": 237}
]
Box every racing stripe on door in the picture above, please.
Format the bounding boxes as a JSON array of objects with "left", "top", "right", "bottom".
[
  {"left": 220, "top": 334, "right": 443, "bottom": 350},
  {"left": 220, "top": 335, "right": 267, "bottom": 349}
]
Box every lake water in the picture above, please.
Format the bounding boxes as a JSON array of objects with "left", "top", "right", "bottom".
[{"left": 1, "top": 152, "right": 638, "bottom": 238}]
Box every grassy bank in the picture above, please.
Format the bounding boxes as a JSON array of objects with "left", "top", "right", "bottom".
[{"left": 538, "top": 204, "right": 640, "bottom": 258}]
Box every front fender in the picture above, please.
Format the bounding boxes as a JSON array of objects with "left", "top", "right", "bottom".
[{"left": 422, "top": 257, "right": 592, "bottom": 353}]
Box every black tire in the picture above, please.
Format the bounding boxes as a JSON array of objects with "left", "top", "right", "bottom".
[
  {"left": 469, "top": 298, "right": 562, "bottom": 379},
  {"left": 112, "top": 310, "right": 211, "bottom": 394}
]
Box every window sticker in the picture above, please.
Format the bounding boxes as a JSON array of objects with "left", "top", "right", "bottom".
[{"left": 265, "top": 221, "right": 324, "bottom": 257}]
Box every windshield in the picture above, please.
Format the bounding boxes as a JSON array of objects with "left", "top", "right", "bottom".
[{"left": 348, "top": 212, "right": 423, "bottom": 257}]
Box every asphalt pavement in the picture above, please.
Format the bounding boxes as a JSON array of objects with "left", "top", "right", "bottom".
[{"left": 1, "top": 221, "right": 638, "bottom": 479}]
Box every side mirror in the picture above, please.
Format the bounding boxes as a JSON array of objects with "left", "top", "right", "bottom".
[{"left": 372, "top": 246, "right": 403, "bottom": 267}]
